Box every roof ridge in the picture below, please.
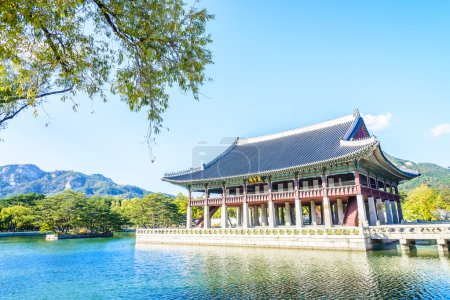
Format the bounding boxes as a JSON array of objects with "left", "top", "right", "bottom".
[{"left": 238, "top": 113, "right": 355, "bottom": 145}]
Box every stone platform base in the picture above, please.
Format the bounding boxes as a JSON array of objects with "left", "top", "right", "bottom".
[{"left": 136, "top": 228, "right": 373, "bottom": 251}]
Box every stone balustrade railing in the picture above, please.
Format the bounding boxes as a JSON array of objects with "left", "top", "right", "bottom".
[
  {"left": 366, "top": 224, "right": 450, "bottom": 239},
  {"left": 136, "top": 227, "right": 363, "bottom": 237}
]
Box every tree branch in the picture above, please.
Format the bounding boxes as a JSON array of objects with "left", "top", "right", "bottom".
[
  {"left": 0, "top": 103, "right": 29, "bottom": 127},
  {"left": 0, "top": 86, "right": 74, "bottom": 105}
]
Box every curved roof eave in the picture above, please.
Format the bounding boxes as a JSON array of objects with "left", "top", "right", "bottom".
[{"left": 371, "top": 146, "right": 420, "bottom": 180}]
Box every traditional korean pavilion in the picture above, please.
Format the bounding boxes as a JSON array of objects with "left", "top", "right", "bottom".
[{"left": 163, "top": 110, "right": 419, "bottom": 229}]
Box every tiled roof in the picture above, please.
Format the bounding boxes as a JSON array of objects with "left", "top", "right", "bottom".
[{"left": 163, "top": 111, "right": 417, "bottom": 184}]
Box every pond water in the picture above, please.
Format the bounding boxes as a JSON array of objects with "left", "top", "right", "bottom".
[{"left": 0, "top": 233, "right": 449, "bottom": 299}]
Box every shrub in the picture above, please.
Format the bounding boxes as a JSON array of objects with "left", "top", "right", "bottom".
[
  {"left": 294, "top": 229, "right": 300, "bottom": 235},
  {"left": 310, "top": 230, "right": 316, "bottom": 235},
  {"left": 279, "top": 229, "right": 285, "bottom": 235},
  {"left": 335, "top": 229, "right": 343, "bottom": 235},
  {"left": 353, "top": 229, "right": 360, "bottom": 235},
  {"left": 326, "top": 229, "right": 333, "bottom": 235},
  {"left": 344, "top": 229, "right": 351, "bottom": 235},
  {"left": 286, "top": 229, "right": 292, "bottom": 235},
  {"left": 302, "top": 229, "right": 308, "bottom": 235},
  {"left": 318, "top": 229, "right": 324, "bottom": 235}
]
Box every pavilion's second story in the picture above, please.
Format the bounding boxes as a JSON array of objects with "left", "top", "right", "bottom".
[{"left": 189, "top": 171, "right": 401, "bottom": 207}]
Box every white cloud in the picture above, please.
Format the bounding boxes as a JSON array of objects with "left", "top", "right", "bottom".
[
  {"left": 431, "top": 123, "right": 450, "bottom": 138},
  {"left": 363, "top": 113, "right": 393, "bottom": 132}
]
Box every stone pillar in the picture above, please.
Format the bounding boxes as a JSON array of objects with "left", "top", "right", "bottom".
[
  {"left": 275, "top": 205, "right": 280, "bottom": 225},
  {"left": 356, "top": 194, "right": 368, "bottom": 227},
  {"left": 253, "top": 206, "right": 259, "bottom": 226},
  {"left": 204, "top": 204, "right": 210, "bottom": 229},
  {"left": 400, "top": 239, "right": 412, "bottom": 255},
  {"left": 186, "top": 189, "right": 193, "bottom": 229},
  {"left": 295, "top": 198, "right": 303, "bottom": 228},
  {"left": 268, "top": 201, "right": 276, "bottom": 228},
  {"left": 376, "top": 198, "right": 386, "bottom": 225},
  {"left": 268, "top": 179, "right": 276, "bottom": 228},
  {"left": 322, "top": 196, "right": 333, "bottom": 227},
  {"left": 260, "top": 204, "right": 267, "bottom": 226},
  {"left": 237, "top": 206, "right": 242, "bottom": 226},
  {"left": 310, "top": 201, "right": 317, "bottom": 226},
  {"left": 221, "top": 185, "right": 227, "bottom": 228},
  {"left": 385, "top": 200, "right": 393, "bottom": 224},
  {"left": 397, "top": 201, "right": 404, "bottom": 223},
  {"left": 242, "top": 201, "right": 250, "bottom": 228},
  {"left": 367, "top": 196, "right": 377, "bottom": 226},
  {"left": 391, "top": 201, "right": 399, "bottom": 224},
  {"left": 437, "top": 239, "right": 449, "bottom": 256},
  {"left": 285, "top": 202, "right": 292, "bottom": 226},
  {"left": 337, "top": 199, "right": 344, "bottom": 225},
  {"left": 333, "top": 203, "right": 339, "bottom": 225},
  {"left": 221, "top": 203, "right": 228, "bottom": 228},
  {"left": 186, "top": 205, "right": 193, "bottom": 229}
]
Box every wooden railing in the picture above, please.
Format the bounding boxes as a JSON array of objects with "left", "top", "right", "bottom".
[
  {"left": 225, "top": 195, "right": 245, "bottom": 205},
  {"left": 327, "top": 185, "right": 358, "bottom": 197},
  {"left": 208, "top": 197, "right": 222, "bottom": 206},
  {"left": 247, "top": 193, "right": 269, "bottom": 203},
  {"left": 190, "top": 199, "right": 205, "bottom": 207},
  {"left": 189, "top": 185, "right": 399, "bottom": 207},
  {"left": 272, "top": 190, "right": 296, "bottom": 201},
  {"left": 298, "top": 188, "right": 323, "bottom": 199},
  {"left": 361, "top": 187, "right": 400, "bottom": 201}
]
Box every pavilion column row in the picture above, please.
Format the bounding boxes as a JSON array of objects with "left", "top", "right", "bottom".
[
  {"left": 185, "top": 196, "right": 404, "bottom": 229},
  {"left": 367, "top": 197, "right": 404, "bottom": 226}
]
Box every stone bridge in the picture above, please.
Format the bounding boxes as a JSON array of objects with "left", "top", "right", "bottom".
[{"left": 366, "top": 224, "right": 450, "bottom": 255}]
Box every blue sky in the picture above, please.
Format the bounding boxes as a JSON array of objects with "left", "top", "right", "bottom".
[{"left": 1, "top": 1, "right": 449, "bottom": 195}]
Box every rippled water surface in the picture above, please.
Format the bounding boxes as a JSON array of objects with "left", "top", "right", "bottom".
[{"left": 0, "top": 233, "right": 449, "bottom": 299}]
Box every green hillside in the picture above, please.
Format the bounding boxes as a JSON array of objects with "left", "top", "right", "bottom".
[
  {"left": 0, "top": 164, "right": 150, "bottom": 199},
  {"left": 385, "top": 154, "right": 450, "bottom": 191}
]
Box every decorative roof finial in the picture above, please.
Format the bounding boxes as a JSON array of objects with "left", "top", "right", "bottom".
[{"left": 353, "top": 109, "right": 360, "bottom": 118}]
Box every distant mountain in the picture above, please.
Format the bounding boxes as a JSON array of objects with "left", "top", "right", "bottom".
[
  {"left": 0, "top": 164, "right": 151, "bottom": 199},
  {"left": 385, "top": 154, "right": 450, "bottom": 191}
]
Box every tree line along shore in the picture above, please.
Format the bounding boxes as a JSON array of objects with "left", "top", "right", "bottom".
[{"left": 0, "top": 184, "right": 448, "bottom": 236}]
